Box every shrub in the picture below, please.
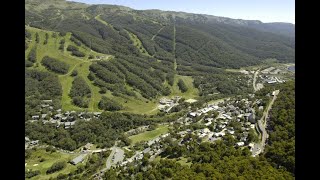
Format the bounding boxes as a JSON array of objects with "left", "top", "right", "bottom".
[{"left": 46, "top": 161, "right": 66, "bottom": 174}]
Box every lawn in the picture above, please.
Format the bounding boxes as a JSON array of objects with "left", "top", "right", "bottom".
[
  {"left": 129, "top": 125, "right": 169, "bottom": 144},
  {"left": 25, "top": 148, "right": 82, "bottom": 180},
  {"left": 165, "top": 75, "right": 199, "bottom": 99}
]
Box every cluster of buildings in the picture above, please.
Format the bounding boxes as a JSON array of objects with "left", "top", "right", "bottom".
[
  {"left": 259, "top": 75, "right": 285, "bottom": 84},
  {"left": 158, "top": 96, "right": 181, "bottom": 113},
  {"left": 28, "top": 100, "right": 102, "bottom": 129},
  {"left": 25, "top": 137, "right": 39, "bottom": 149},
  {"left": 120, "top": 133, "right": 169, "bottom": 167},
  {"left": 178, "top": 98, "right": 264, "bottom": 147}
]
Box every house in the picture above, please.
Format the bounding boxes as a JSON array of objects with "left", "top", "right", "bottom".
[
  {"left": 32, "top": 115, "right": 40, "bottom": 120},
  {"left": 93, "top": 112, "right": 102, "bottom": 117},
  {"left": 248, "top": 143, "right": 254, "bottom": 150},
  {"left": 248, "top": 114, "right": 256, "bottom": 123},
  {"left": 25, "top": 137, "right": 30, "bottom": 142},
  {"left": 70, "top": 154, "right": 87, "bottom": 165},
  {"left": 65, "top": 121, "right": 76, "bottom": 129},
  {"left": 222, "top": 114, "right": 232, "bottom": 120},
  {"left": 57, "top": 109, "right": 62, "bottom": 113},
  {"left": 236, "top": 142, "right": 245, "bottom": 147},
  {"left": 42, "top": 100, "right": 53, "bottom": 103},
  {"left": 84, "top": 143, "right": 93, "bottom": 150},
  {"left": 188, "top": 112, "right": 197, "bottom": 117},
  {"left": 250, "top": 124, "right": 255, "bottom": 129},
  {"left": 30, "top": 140, "right": 39, "bottom": 145},
  {"left": 61, "top": 117, "right": 68, "bottom": 121},
  {"left": 272, "top": 90, "right": 279, "bottom": 96},
  {"left": 41, "top": 114, "right": 47, "bottom": 119},
  {"left": 259, "top": 106, "right": 264, "bottom": 111},
  {"left": 143, "top": 148, "right": 151, "bottom": 154},
  {"left": 161, "top": 133, "right": 170, "bottom": 138},
  {"left": 54, "top": 114, "right": 62, "bottom": 119},
  {"left": 41, "top": 104, "right": 49, "bottom": 108}
]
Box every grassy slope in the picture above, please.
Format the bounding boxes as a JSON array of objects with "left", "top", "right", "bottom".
[
  {"left": 26, "top": 26, "right": 199, "bottom": 114},
  {"left": 129, "top": 125, "right": 169, "bottom": 144},
  {"left": 125, "top": 29, "right": 151, "bottom": 57},
  {"left": 165, "top": 75, "right": 199, "bottom": 99},
  {"left": 26, "top": 26, "right": 112, "bottom": 112},
  {"left": 25, "top": 149, "right": 81, "bottom": 180}
]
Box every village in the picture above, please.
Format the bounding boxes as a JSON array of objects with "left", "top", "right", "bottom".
[
  {"left": 25, "top": 70, "right": 284, "bottom": 178},
  {"left": 93, "top": 90, "right": 280, "bottom": 175},
  {"left": 25, "top": 99, "right": 102, "bottom": 149}
]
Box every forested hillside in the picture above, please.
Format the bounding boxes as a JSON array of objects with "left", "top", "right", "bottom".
[{"left": 26, "top": 0, "right": 294, "bottom": 69}]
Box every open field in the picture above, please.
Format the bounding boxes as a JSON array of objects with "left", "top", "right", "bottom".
[
  {"left": 129, "top": 125, "right": 169, "bottom": 144},
  {"left": 166, "top": 75, "right": 199, "bottom": 99},
  {"left": 25, "top": 148, "right": 81, "bottom": 180}
]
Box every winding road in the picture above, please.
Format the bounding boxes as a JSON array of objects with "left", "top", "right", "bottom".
[{"left": 252, "top": 90, "right": 279, "bottom": 156}]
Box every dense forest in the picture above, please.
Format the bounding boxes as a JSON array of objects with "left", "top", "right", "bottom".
[
  {"left": 41, "top": 56, "right": 70, "bottom": 74},
  {"left": 26, "top": 0, "right": 294, "bottom": 69},
  {"left": 25, "top": 112, "right": 173, "bottom": 150},
  {"left": 69, "top": 76, "right": 91, "bottom": 108},
  {"left": 264, "top": 81, "right": 295, "bottom": 175}
]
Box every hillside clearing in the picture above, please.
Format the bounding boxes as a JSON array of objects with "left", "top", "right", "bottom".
[{"left": 129, "top": 125, "right": 169, "bottom": 144}]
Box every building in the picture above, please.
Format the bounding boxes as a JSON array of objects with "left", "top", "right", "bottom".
[
  {"left": 70, "top": 154, "right": 87, "bottom": 165},
  {"left": 42, "top": 100, "right": 53, "bottom": 103},
  {"left": 236, "top": 142, "right": 245, "bottom": 147},
  {"left": 188, "top": 112, "right": 197, "bottom": 117},
  {"left": 32, "top": 115, "right": 40, "bottom": 120},
  {"left": 142, "top": 148, "right": 151, "bottom": 154}
]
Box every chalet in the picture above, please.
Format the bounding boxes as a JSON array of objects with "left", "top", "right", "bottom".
[
  {"left": 42, "top": 100, "right": 53, "bottom": 103},
  {"left": 215, "top": 130, "right": 226, "bottom": 137},
  {"left": 236, "top": 142, "right": 245, "bottom": 147},
  {"left": 70, "top": 154, "right": 87, "bottom": 165},
  {"left": 142, "top": 148, "right": 151, "bottom": 154},
  {"left": 30, "top": 140, "right": 39, "bottom": 145},
  {"left": 84, "top": 143, "right": 93, "bottom": 150},
  {"left": 65, "top": 121, "right": 76, "bottom": 129},
  {"left": 248, "top": 114, "right": 256, "bottom": 123},
  {"left": 61, "top": 117, "right": 68, "bottom": 121},
  {"left": 93, "top": 112, "right": 102, "bottom": 117},
  {"left": 32, "top": 115, "right": 40, "bottom": 120},
  {"left": 54, "top": 114, "right": 62, "bottom": 119},
  {"left": 25, "top": 137, "right": 30, "bottom": 142},
  {"left": 41, "top": 104, "right": 49, "bottom": 108},
  {"left": 188, "top": 112, "right": 197, "bottom": 117}
]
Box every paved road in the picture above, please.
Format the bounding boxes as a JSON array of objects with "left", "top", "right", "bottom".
[{"left": 252, "top": 90, "right": 279, "bottom": 156}]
